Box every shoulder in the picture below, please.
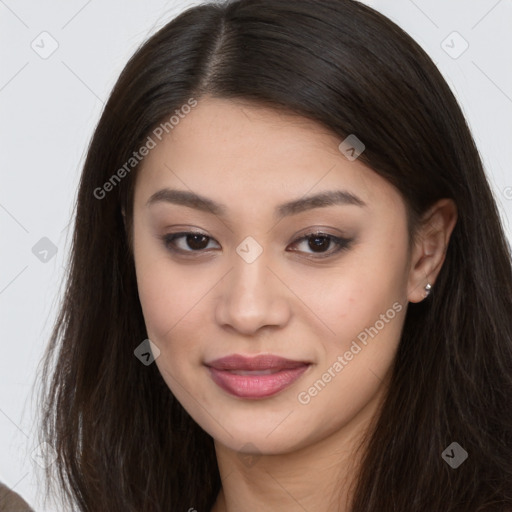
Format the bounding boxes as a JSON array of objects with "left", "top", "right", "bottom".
[{"left": 0, "top": 481, "right": 34, "bottom": 511}]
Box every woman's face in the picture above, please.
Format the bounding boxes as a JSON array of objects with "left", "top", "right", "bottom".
[{"left": 132, "top": 96, "right": 413, "bottom": 455}]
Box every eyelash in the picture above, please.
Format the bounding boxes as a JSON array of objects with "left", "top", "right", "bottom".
[{"left": 160, "top": 230, "right": 353, "bottom": 259}]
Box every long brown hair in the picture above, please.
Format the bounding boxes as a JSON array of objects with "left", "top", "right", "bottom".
[{"left": 37, "top": 0, "right": 512, "bottom": 510}]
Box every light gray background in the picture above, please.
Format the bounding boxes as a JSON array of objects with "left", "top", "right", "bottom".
[{"left": 1, "top": 1, "right": 511, "bottom": 510}]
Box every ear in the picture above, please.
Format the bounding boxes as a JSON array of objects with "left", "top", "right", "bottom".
[{"left": 407, "top": 198, "right": 458, "bottom": 303}]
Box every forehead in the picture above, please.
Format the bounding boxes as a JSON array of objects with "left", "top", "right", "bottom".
[
  {"left": 133, "top": 96, "right": 397, "bottom": 213},
  {"left": 170, "top": 96, "right": 341, "bottom": 152}
]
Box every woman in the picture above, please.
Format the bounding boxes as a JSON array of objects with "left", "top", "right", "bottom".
[{"left": 37, "top": 0, "right": 512, "bottom": 510}]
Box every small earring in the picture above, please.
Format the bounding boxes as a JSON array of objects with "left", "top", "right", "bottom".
[{"left": 424, "top": 283, "right": 432, "bottom": 298}]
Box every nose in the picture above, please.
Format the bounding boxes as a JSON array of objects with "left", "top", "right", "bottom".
[{"left": 215, "top": 250, "right": 291, "bottom": 335}]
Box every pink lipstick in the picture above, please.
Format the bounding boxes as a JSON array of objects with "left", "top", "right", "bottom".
[{"left": 205, "top": 354, "right": 311, "bottom": 399}]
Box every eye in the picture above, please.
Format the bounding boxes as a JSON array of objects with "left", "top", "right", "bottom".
[
  {"left": 287, "top": 231, "right": 352, "bottom": 258},
  {"left": 161, "top": 231, "right": 220, "bottom": 254}
]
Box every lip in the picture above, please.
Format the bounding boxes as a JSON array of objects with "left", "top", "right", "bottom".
[{"left": 205, "top": 354, "right": 311, "bottom": 399}]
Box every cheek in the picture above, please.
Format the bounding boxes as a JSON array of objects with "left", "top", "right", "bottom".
[
  {"left": 290, "top": 275, "right": 405, "bottom": 440},
  {"left": 137, "top": 265, "right": 199, "bottom": 339},
  {"left": 135, "top": 255, "right": 176, "bottom": 341},
  {"left": 135, "top": 258, "right": 210, "bottom": 399},
  {"left": 133, "top": 249, "right": 227, "bottom": 404},
  {"left": 133, "top": 221, "right": 209, "bottom": 341},
  {"left": 136, "top": 261, "right": 217, "bottom": 373},
  {"left": 290, "top": 247, "right": 408, "bottom": 353}
]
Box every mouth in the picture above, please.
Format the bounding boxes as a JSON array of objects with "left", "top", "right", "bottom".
[{"left": 204, "top": 354, "right": 312, "bottom": 399}]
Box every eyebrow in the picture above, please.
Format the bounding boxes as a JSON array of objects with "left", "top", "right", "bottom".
[{"left": 146, "top": 188, "right": 366, "bottom": 219}]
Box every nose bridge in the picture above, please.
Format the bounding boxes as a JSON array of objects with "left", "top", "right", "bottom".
[
  {"left": 230, "top": 233, "right": 271, "bottom": 295},
  {"left": 215, "top": 242, "right": 289, "bottom": 333},
  {"left": 229, "top": 244, "right": 273, "bottom": 310},
  {"left": 233, "top": 244, "right": 269, "bottom": 294}
]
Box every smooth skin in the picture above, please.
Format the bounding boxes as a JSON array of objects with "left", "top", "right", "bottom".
[{"left": 130, "top": 96, "right": 457, "bottom": 511}]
